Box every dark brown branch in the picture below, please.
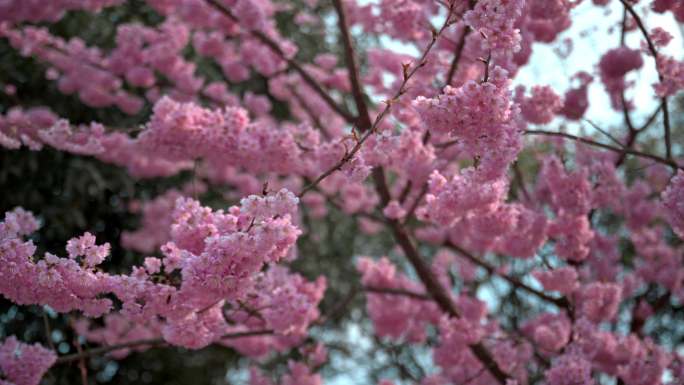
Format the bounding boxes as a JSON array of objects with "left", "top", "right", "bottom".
[
  {"left": 55, "top": 330, "right": 272, "bottom": 364},
  {"left": 315, "top": 286, "right": 360, "bottom": 325},
  {"left": 364, "top": 286, "right": 432, "bottom": 301},
  {"left": 446, "top": 242, "right": 570, "bottom": 309},
  {"left": 614, "top": 105, "right": 661, "bottom": 167},
  {"left": 204, "top": 0, "right": 355, "bottom": 124},
  {"left": 332, "top": 0, "right": 373, "bottom": 129},
  {"left": 291, "top": 87, "right": 331, "bottom": 140},
  {"left": 298, "top": 128, "right": 374, "bottom": 197},
  {"left": 444, "top": 27, "right": 471, "bottom": 89},
  {"left": 299, "top": 1, "right": 454, "bottom": 197},
  {"left": 618, "top": 0, "right": 672, "bottom": 160},
  {"left": 402, "top": 182, "right": 428, "bottom": 225},
  {"left": 444, "top": 0, "right": 475, "bottom": 89},
  {"left": 619, "top": 9, "right": 638, "bottom": 136},
  {"left": 584, "top": 119, "right": 624, "bottom": 149},
  {"left": 512, "top": 161, "right": 532, "bottom": 203},
  {"left": 524, "top": 129, "right": 682, "bottom": 170},
  {"left": 372, "top": 170, "right": 510, "bottom": 384}
]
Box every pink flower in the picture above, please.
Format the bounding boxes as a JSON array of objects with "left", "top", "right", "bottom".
[
  {"left": 662, "top": 170, "right": 684, "bottom": 238},
  {"left": 0, "top": 337, "right": 56, "bottom": 385}
]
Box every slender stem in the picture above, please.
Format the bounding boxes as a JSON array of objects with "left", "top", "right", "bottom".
[
  {"left": 42, "top": 313, "right": 56, "bottom": 352},
  {"left": 444, "top": 0, "right": 475, "bottom": 89},
  {"left": 299, "top": 1, "right": 454, "bottom": 197},
  {"left": 525, "top": 129, "right": 681, "bottom": 170},
  {"left": 325, "top": 0, "right": 511, "bottom": 380},
  {"left": 446, "top": 242, "right": 570, "bottom": 309},
  {"left": 402, "top": 183, "right": 428, "bottom": 225},
  {"left": 298, "top": 128, "right": 374, "bottom": 197},
  {"left": 55, "top": 330, "right": 272, "bottom": 364},
  {"left": 512, "top": 161, "right": 532, "bottom": 203},
  {"left": 332, "top": 0, "right": 373, "bottom": 129},
  {"left": 584, "top": 119, "right": 624, "bottom": 149},
  {"left": 618, "top": 0, "right": 672, "bottom": 160},
  {"left": 372, "top": 169, "right": 510, "bottom": 384},
  {"left": 444, "top": 27, "right": 470, "bottom": 89},
  {"left": 364, "top": 286, "right": 431, "bottom": 301}
]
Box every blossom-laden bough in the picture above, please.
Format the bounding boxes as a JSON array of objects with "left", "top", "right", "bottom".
[{"left": 1, "top": 0, "right": 684, "bottom": 384}]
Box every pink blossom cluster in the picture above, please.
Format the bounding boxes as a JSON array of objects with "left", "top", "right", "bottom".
[
  {"left": 357, "top": 257, "right": 440, "bottom": 343},
  {"left": 121, "top": 189, "right": 184, "bottom": 253},
  {"left": 0, "top": 189, "right": 327, "bottom": 355},
  {"left": 599, "top": 47, "right": 644, "bottom": 110},
  {"left": 0, "top": 0, "right": 123, "bottom": 23},
  {"left": 416, "top": 202, "right": 548, "bottom": 259},
  {"left": 1, "top": 26, "right": 144, "bottom": 114},
  {"left": 0, "top": 337, "right": 57, "bottom": 385},
  {"left": 108, "top": 19, "right": 202, "bottom": 100},
  {"left": 374, "top": 0, "right": 438, "bottom": 42},
  {"left": 516, "top": 85, "right": 563, "bottom": 125},
  {"left": 560, "top": 72, "right": 593, "bottom": 120},
  {"left": 464, "top": 0, "right": 525, "bottom": 56},
  {"left": 652, "top": 0, "right": 684, "bottom": 22},
  {"left": 413, "top": 67, "right": 523, "bottom": 223},
  {"left": 536, "top": 156, "right": 595, "bottom": 261},
  {"left": 364, "top": 129, "right": 438, "bottom": 184},
  {"left": 662, "top": 170, "right": 684, "bottom": 238},
  {"left": 0, "top": 208, "right": 115, "bottom": 317},
  {"left": 0, "top": 106, "right": 192, "bottom": 177},
  {"left": 421, "top": 169, "right": 509, "bottom": 226},
  {"left": 2, "top": 0, "right": 684, "bottom": 383},
  {"left": 222, "top": 267, "right": 326, "bottom": 357},
  {"left": 654, "top": 55, "right": 684, "bottom": 97},
  {"left": 73, "top": 314, "right": 163, "bottom": 359}
]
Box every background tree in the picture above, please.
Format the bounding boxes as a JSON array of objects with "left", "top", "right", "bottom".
[{"left": 0, "top": 1, "right": 683, "bottom": 385}]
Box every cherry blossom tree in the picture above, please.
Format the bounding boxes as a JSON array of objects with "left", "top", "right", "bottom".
[{"left": 0, "top": 0, "right": 684, "bottom": 384}]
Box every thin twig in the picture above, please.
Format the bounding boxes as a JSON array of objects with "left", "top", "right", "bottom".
[
  {"left": 402, "top": 183, "right": 428, "bottom": 225},
  {"left": 55, "top": 330, "right": 272, "bottom": 364},
  {"left": 42, "top": 312, "right": 55, "bottom": 352},
  {"left": 446, "top": 242, "right": 570, "bottom": 309},
  {"left": 525, "top": 129, "right": 681, "bottom": 170},
  {"left": 364, "top": 286, "right": 431, "bottom": 301},
  {"left": 299, "top": 0, "right": 454, "bottom": 197},
  {"left": 583, "top": 119, "right": 625, "bottom": 148},
  {"left": 332, "top": 0, "right": 373, "bottom": 129},
  {"left": 512, "top": 161, "right": 532, "bottom": 203},
  {"left": 618, "top": 0, "right": 672, "bottom": 160},
  {"left": 444, "top": 0, "right": 475, "bottom": 89}
]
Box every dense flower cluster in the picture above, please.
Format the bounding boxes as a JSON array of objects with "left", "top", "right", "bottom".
[
  {"left": 599, "top": 47, "right": 644, "bottom": 109},
  {"left": 662, "top": 170, "right": 684, "bottom": 238},
  {"left": 1, "top": 0, "right": 684, "bottom": 384},
  {"left": 0, "top": 337, "right": 57, "bottom": 385},
  {"left": 0, "top": 0, "right": 123, "bottom": 23},
  {"left": 357, "top": 257, "right": 440, "bottom": 342}
]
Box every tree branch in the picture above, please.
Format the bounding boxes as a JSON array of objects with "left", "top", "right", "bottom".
[
  {"left": 332, "top": 0, "right": 373, "bottom": 129},
  {"left": 364, "top": 286, "right": 432, "bottom": 301},
  {"left": 55, "top": 330, "right": 272, "bottom": 364},
  {"left": 444, "top": 0, "right": 475, "bottom": 89},
  {"left": 372, "top": 169, "right": 510, "bottom": 384},
  {"left": 299, "top": 0, "right": 455, "bottom": 197},
  {"left": 204, "top": 0, "right": 355, "bottom": 124},
  {"left": 524, "top": 129, "right": 682, "bottom": 170},
  {"left": 446, "top": 242, "right": 570, "bottom": 309},
  {"left": 618, "top": 0, "right": 672, "bottom": 160}
]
